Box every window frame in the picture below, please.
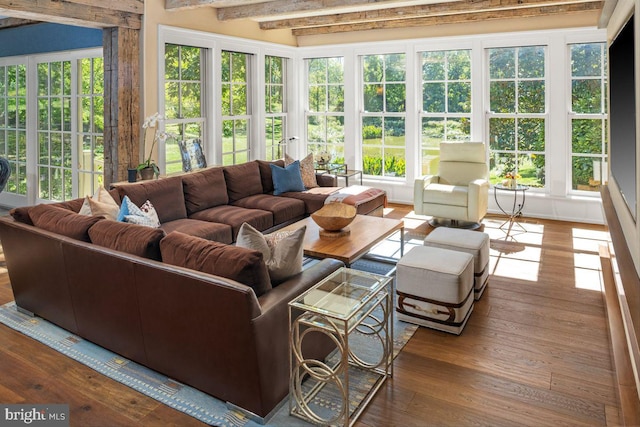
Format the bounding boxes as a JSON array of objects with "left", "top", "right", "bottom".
[
  {"left": 568, "top": 41, "right": 608, "bottom": 195},
  {"left": 304, "top": 56, "right": 346, "bottom": 163},
  {"left": 418, "top": 48, "right": 473, "bottom": 177},
  {"left": 163, "top": 43, "right": 207, "bottom": 175},
  {"left": 485, "top": 44, "right": 549, "bottom": 190},
  {"left": 360, "top": 52, "right": 408, "bottom": 179}
]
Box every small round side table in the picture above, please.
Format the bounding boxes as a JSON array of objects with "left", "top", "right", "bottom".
[{"left": 494, "top": 183, "right": 529, "bottom": 239}]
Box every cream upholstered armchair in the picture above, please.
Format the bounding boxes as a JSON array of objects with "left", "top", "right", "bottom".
[{"left": 414, "top": 142, "right": 489, "bottom": 228}]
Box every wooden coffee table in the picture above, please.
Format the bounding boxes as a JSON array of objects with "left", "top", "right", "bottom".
[{"left": 279, "top": 214, "right": 404, "bottom": 266}]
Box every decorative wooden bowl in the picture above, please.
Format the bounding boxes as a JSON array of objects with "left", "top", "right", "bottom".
[{"left": 311, "top": 203, "right": 357, "bottom": 237}]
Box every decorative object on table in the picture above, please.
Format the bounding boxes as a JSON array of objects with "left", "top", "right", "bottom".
[
  {"left": 178, "top": 138, "right": 207, "bottom": 172},
  {"left": 311, "top": 202, "right": 356, "bottom": 237},
  {"left": 0, "top": 157, "right": 11, "bottom": 192},
  {"left": 314, "top": 150, "right": 332, "bottom": 166},
  {"left": 127, "top": 168, "right": 138, "bottom": 183},
  {"left": 502, "top": 171, "right": 520, "bottom": 189},
  {"left": 137, "top": 112, "right": 173, "bottom": 180}
]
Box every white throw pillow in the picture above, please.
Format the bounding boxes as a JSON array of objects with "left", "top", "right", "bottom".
[
  {"left": 79, "top": 186, "right": 119, "bottom": 220},
  {"left": 236, "top": 222, "right": 306, "bottom": 284}
]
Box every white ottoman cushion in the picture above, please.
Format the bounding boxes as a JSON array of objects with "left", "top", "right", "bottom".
[
  {"left": 424, "top": 227, "right": 490, "bottom": 300},
  {"left": 396, "top": 246, "right": 474, "bottom": 335}
]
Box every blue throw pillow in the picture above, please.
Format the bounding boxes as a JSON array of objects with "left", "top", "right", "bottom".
[
  {"left": 116, "top": 195, "right": 131, "bottom": 222},
  {"left": 270, "top": 161, "right": 306, "bottom": 195}
]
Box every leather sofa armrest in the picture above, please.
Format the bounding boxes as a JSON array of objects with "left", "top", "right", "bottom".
[
  {"left": 468, "top": 179, "right": 490, "bottom": 222},
  {"left": 316, "top": 173, "right": 337, "bottom": 187},
  {"left": 257, "top": 258, "right": 344, "bottom": 313}
]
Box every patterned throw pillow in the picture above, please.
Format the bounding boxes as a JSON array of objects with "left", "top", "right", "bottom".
[
  {"left": 118, "top": 195, "right": 161, "bottom": 228},
  {"left": 236, "top": 222, "right": 306, "bottom": 284},
  {"left": 285, "top": 153, "right": 318, "bottom": 189}
]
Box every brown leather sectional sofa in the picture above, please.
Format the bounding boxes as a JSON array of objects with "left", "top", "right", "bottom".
[{"left": 0, "top": 159, "right": 387, "bottom": 419}]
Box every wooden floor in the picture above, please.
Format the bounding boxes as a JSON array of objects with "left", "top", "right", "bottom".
[{"left": 0, "top": 204, "right": 629, "bottom": 426}]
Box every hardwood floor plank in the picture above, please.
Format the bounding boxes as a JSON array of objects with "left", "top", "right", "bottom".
[
  {"left": 471, "top": 314, "right": 612, "bottom": 357},
  {"left": 551, "top": 372, "right": 618, "bottom": 406},
  {"left": 388, "top": 354, "right": 606, "bottom": 426}
]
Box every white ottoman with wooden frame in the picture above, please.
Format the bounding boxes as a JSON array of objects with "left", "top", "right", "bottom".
[
  {"left": 424, "top": 227, "right": 490, "bottom": 300},
  {"left": 396, "top": 246, "right": 474, "bottom": 335}
]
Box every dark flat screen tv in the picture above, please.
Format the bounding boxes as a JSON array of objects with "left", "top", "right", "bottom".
[{"left": 609, "top": 14, "right": 637, "bottom": 220}]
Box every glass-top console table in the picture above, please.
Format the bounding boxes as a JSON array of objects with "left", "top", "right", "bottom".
[{"left": 288, "top": 267, "right": 393, "bottom": 426}]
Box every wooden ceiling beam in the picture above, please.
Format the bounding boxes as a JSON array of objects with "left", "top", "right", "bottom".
[
  {"left": 165, "top": 0, "right": 233, "bottom": 11},
  {"left": 0, "top": 17, "right": 39, "bottom": 29},
  {"left": 260, "top": 0, "right": 593, "bottom": 30},
  {"left": 291, "top": 1, "right": 604, "bottom": 35},
  {"left": 0, "top": 0, "right": 142, "bottom": 29},
  {"left": 64, "top": 0, "right": 144, "bottom": 15},
  {"left": 217, "top": 0, "right": 415, "bottom": 21}
]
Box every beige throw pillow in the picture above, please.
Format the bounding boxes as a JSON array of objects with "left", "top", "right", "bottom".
[
  {"left": 79, "top": 186, "right": 119, "bottom": 220},
  {"left": 236, "top": 222, "right": 306, "bottom": 284},
  {"left": 285, "top": 153, "right": 318, "bottom": 189}
]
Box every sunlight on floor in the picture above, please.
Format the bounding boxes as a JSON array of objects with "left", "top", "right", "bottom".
[
  {"left": 490, "top": 256, "right": 540, "bottom": 282},
  {"left": 574, "top": 266, "right": 604, "bottom": 291}
]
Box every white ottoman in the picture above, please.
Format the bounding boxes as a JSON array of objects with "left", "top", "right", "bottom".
[
  {"left": 424, "top": 227, "right": 490, "bottom": 300},
  {"left": 396, "top": 246, "right": 474, "bottom": 335}
]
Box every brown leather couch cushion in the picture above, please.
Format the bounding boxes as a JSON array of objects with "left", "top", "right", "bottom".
[
  {"left": 256, "top": 159, "right": 284, "bottom": 194},
  {"left": 223, "top": 162, "right": 264, "bottom": 203},
  {"left": 182, "top": 167, "right": 229, "bottom": 215},
  {"left": 88, "top": 221, "right": 166, "bottom": 261},
  {"left": 30, "top": 204, "right": 103, "bottom": 242},
  {"left": 160, "top": 231, "right": 272, "bottom": 296},
  {"left": 117, "top": 176, "right": 187, "bottom": 223}
]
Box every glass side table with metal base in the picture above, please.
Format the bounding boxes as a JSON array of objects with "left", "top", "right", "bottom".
[
  {"left": 288, "top": 267, "right": 393, "bottom": 427},
  {"left": 494, "top": 183, "right": 529, "bottom": 239}
]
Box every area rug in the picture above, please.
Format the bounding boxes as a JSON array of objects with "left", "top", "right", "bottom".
[{"left": 0, "top": 259, "right": 416, "bottom": 426}]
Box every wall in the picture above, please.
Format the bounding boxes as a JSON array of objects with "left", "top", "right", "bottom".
[
  {"left": 0, "top": 22, "right": 102, "bottom": 57},
  {"left": 605, "top": 0, "right": 640, "bottom": 400},
  {"left": 608, "top": 0, "right": 640, "bottom": 275}
]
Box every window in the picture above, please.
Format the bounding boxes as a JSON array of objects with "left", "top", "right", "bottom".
[
  {"left": 221, "top": 50, "right": 251, "bottom": 166},
  {"left": 306, "top": 57, "right": 345, "bottom": 162},
  {"left": 420, "top": 50, "right": 471, "bottom": 175},
  {"left": 78, "top": 57, "right": 104, "bottom": 196},
  {"left": 0, "top": 63, "right": 27, "bottom": 197},
  {"left": 361, "top": 53, "right": 406, "bottom": 178},
  {"left": 164, "top": 44, "right": 205, "bottom": 174},
  {"left": 37, "top": 60, "right": 79, "bottom": 201},
  {"left": 265, "top": 55, "right": 287, "bottom": 161},
  {"left": 570, "top": 43, "right": 608, "bottom": 192},
  {"left": 488, "top": 46, "right": 546, "bottom": 188}
]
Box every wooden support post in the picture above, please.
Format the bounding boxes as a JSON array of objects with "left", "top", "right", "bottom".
[{"left": 103, "top": 27, "right": 140, "bottom": 185}]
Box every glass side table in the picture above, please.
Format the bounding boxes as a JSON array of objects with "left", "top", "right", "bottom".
[
  {"left": 494, "top": 183, "right": 530, "bottom": 239},
  {"left": 288, "top": 267, "right": 393, "bottom": 427}
]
